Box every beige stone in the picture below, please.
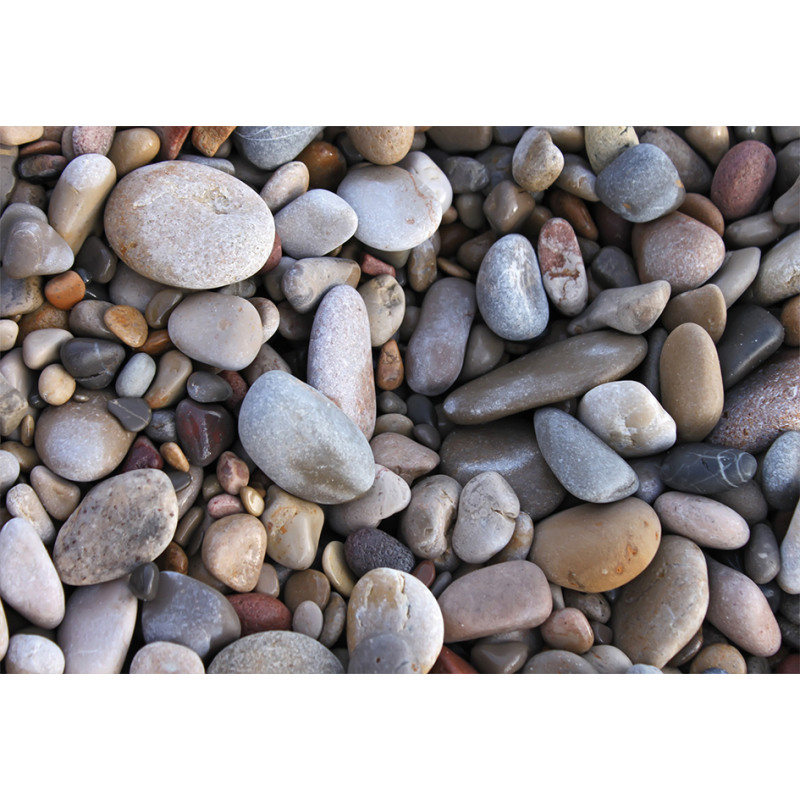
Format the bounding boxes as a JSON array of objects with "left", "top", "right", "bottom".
[
  {"left": 660, "top": 283, "right": 727, "bottom": 342},
  {"left": 654, "top": 492, "right": 750, "bottom": 549},
  {"left": 261, "top": 485, "right": 324, "bottom": 570},
  {"left": 202, "top": 513, "right": 267, "bottom": 592},
  {"left": 106, "top": 127, "right": 160, "bottom": 178},
  {"left": 584, "top": 125, "right": 638, "bottom": 173}
]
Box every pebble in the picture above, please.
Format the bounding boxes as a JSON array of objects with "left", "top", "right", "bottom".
[
  {"left": 201, "top": 513, "right": 267, "bottom": 592},
  {"left": 529, "top": 497, "right": 661, "bottom": 592},
  {"left": 238, "top": 371, "right": 375, "bottom": 504},
  {"left": 638, "top": 126, "right": 713, "bottom": 193},
  {"left": 344, "top": 527, "right": 416, "bottom": 577},
  {"left": 208, "top": 630, "right": 343, "bottom": 674},
  {"left": 115, "top": 352, "right": 156, "bottom": 398},
  {"left": 654, "top": 492, "right": 750, "bottom": 549},
  {"left": 321, "top": 541, "right": 357, "bottom": 597},
  {"left": 261, "top": 484, "right": 324, "bottom": 570},
  {"left": 0, "top": 518, "right": 65, "bottom": 628},
  {"left": 743, "top": 523, "right": 782, "bottom": 585},
  {"left": 761, "top": 431, "right": 800, "bottom": 511},
  {"left": 57, "top": 578, "right": 138, "bottom": 673},
  {"left": 660, "top": 443, "right": 757, "bottom": 495},
  {"left": 347, "top": 567, "right": 443, "bottom": 673},
  {"left": 227, "top": 593, "right": 292, "bottom": 636},
  {"left": 399, "top": 474, "right": 461, "bottom": 559},
  {"left": 292, "top": 599, "right": 324, "bottom": 640},
  {"left": 175, "top": 399, "right": 235, "bottom": 468},
  {"left": 327, "top": 465, "right": 412, "bottom": 536},
  {"left": 48, "top": 154, "right": 117, "bottom": 254},
  {"left": 168, "top": 292, "right": 262, "bottom": 370},
  {"left": 5, "top": 483, "right": 57, "bottom": 545},
  {"left": 348, "top": 632, "right": 414, "bottom": 674},
  {"left": 554, "top": 153, "right": 599, "bottom": 201},
  {"left": 4, "top": 633, "right": 65, "bottom": 674},
  {"left": 443, "top": 330, "right": 647, "bottom": 425},
  {"left": 451, "top": 471, "right": 520, "bottom": 563},
  {"left": 596, "top": 143, "right": 685, "bottom": 222},
  {"left": 708, "top": 351, "right": 799, "bottom": 453},
  {"left": 536, "top": 218, "right": 589, "bottom": 316},
  {"left": 711, "top": 140, "right": 777, "bottom": 221},
  {"left": 357, "top": 274, "right": 406, "bottom": 347},
  {"left": 0, "top": 449, "right": 20, "bottom": 493},
  {"left": 750, "top": 229, "right": 800, "bottom": 305},
  {"left": 337, "top": 165, "right": 443, "bottom": 251},
  {"left": 233, "top": 126, "right": 324, "bottom": 170},
  {"left": 581, "top": 644, "right": 633, "bottom": 674},
  {"left": 104, "top": 161, "right": 274, "bottom": 289},
  {"left": 1, "top": 273, "right": 42, "bottom": 318},
  {"left": 778, "top": 501, "right": 800, "bottom": 595},
  {"left": 627, "top": 664, "right": 663, "bottom": 674},
  {"left": 34, "top": 390, "right": 135, "bottom": 481},
  {"left": 459, "top": 323, "right": 505, "bottom": 382},
  {"left": 107, "top": 396, "right": 152, "bottom": 432},
  {"left": 661, "top": 283, "right": 728, "bottom": 343},
  {"left": 260, "top": 161, "right": 309, "bottom": 213},
  {"left": 705, "top": 555, "right": 781, "bottom": 657},
  {"left": 689, "top": 643, "right": 747, "bottom": 674},
  {"left": 59, "top": 337, "right": 125, "bottom": 389},
  {"left": 306, "top": 284, "right": 375, "bottom": 440},
  {"left": 534, "top": 407, "right": 640, "bottom": 504},
  {"left": 773, "top": 175, "right": 800, "bottom": 224},
  {"left": 659, "top": 323, "right": 724, "bottom": 442},
  {"left": 347, "top": 126, "right": 415, "bottom": 165},
  {"left": 106, "top": 127, "right": 160, "bottom": 178},
  {"left": 633, "top": 212, "right": 725, "bottom": 292},
  {"left": 725, "top": 212, "right": 787, "bottom": 249},
  {"left": 53, "top": 469, "right": 177, "bottom": 585},
  {"left": 614, "top": 534, "right": 709, "bottom": 667},
  {"left": 369, "top": 432, "right": 440, "bottom": 485},
  {"left": 476, "top": 233, "right": 549, "bottom": 340},
  {"left": 522, "top": 650, "right": 598, "bottom": 674},
  {"left": 129, "top": 641, "right": 205, "bottom": 674},
  {"left": 577, "top": 380, "right": 676, "bottom": 457},
  {"left": 482, "top": 179, "right": 535, "bottom": 234},
  {"left": 684, "top": 126, "right": 729, "bottom": 165},
  {"left": 128, "top": 562, "right": 159, "bottom": 601},
  {"left": 103, "top": 304, "right": 148, "bottom": 348},
  {"left": 281, "top": 257, "right": 360, "bottom": 314},
  {"left": 141, "top": 571, "right": 241, "bottom": 659},
  {"left": 443, "top": 155, "right": 489, "bottom": 194},
  {"left": 143, "top": 350, "right": 193, "bottom": 409},
  {"left": 274, "top": 189, "right": 358, "bottom": 259},
  {"left": 584, "top": 126, "right": 639, "bottom": 173},
  {"left": 540, "top": 607, "right": 595, "bottom": 654},
  {"left": 398, "top": 151, "right": 453, "bottom": 213},
  {"left": 3, "top": 218, "right": 74, "bottom": 279},
  {"left": 68, "top": 299, "right": 115, "bottom": 340},
  {"left": 511, "top": 127, "right": 564, "bottom": 192},
  {"left": 0, "top": 602, "right": 8, "bottom": 662},
  {"left": 679, "top": 192, "right": 725, "bottom": 236}
]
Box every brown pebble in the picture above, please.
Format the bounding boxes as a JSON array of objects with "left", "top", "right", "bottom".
[
  {"left": 17, "top": 303, "right": 70, "bottom": 341},
  {"left": 191, "top": 126, "right": 236, "bottom": 157},
  {"left": 360, "top": 253, "right": 396, "bottom": 277},
  {"left": 376, "top": 338, "right": 404, "bottom": 391},
  {"left": 711, "top": 140, "right": 777, "bottom": 221},
  {"left": 660, "top": 284, "right": 728, "bottom": 343},
  {"left": 227, "top": 593, "right": 292, "bottom": 636},
  {"left": 103, "top": 304, "right": 149, "bottom": 348},
  {"left": 547, "top": 188, "right": 598, "bottom": 240},
  {"left": 159, "top": 441, "right": 190, "bottom": 472},
  {"left": 44, "top": 271, "right": 86, "bottom": 310},
  {"left": 437, "top": 257, "right": 471, "bottom": 279},
  {"left": 283, "top": 569, "right": 331, "bottom": 614},
  {"left": 429, "top": 644, "right": 478, "bottom": 674},
  {"left": 412, "top": 559, "right": 436, "bottom": 588},
  {"left": 296, "top": 140, "right": 347, "bottom": 190},
  {"left": 216, "top": 450, "right": 250, "bottom": 495},
  {"left": 678, "top": 192, "right": 725, "bottom": 237},
  {"left": 540, "top": 607, "right": 595, "bottom": 654},
  {"left": 780, "top": 295, "right": 800, "bottom": 347},
  {"left": 122, "top": 435, "right": 163, "bottom": 472},
  {"left": 135, "top": 329, "right": 173, "bottom": 356},
  {"left": 155, "top": 541, "right": 189, "bottom": 574},
  {"left": 18, "top": 140, "right": 61, "bottom": 157},
  {"left": 689, "top": 642, "right": 747, "bottom": 674}
]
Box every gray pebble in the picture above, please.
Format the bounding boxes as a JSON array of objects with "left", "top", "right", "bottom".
[
  {"left": 106, "top": 396, "right": 152, "bottom": 432},
  {"left": 347, "top": 632, "right": 414, "bottom": 674},
  {"left": 115, "top": 352, "right": 156, "bottom": 398},
  {"left": 761, "top": 431, "right": 800, "bottom": 510},
  {"left": 186, "top": 371, "right": 233, "bottom": 404},
  {"left": 233, "top": 126, "right": 324, "bottom": 170}
]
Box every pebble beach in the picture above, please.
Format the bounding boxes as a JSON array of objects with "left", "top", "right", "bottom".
[{"left": 1, "top": 123, "right": 798, "bottom": 680}]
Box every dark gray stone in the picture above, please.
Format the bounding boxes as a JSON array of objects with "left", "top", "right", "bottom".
[
  {"left": 75, "top": 235, "right": 117, "bottom": 284},
  {"left": 744, "top": 523, "right": 782, "bottom": 585},
  {"left": 186, "top": 371, "right": 233, "bottom": 404},
  {"left": 442, "top": 156, "right": 490, "bottom": 193},
  {"left": 347, "top": 632, "right": 414, "bottom": 674},
  {"left": 60, "top": 338, "right": 126, "bottom": 389},
  {"left": 413, "top": 423, "right": 441, "bottom": 451},
  {"left": 344, "top": 528, "right": 416, "bottom": 577},
  {"left": 660, "top": 443, "right": 757, "bottom": 494},
  {"left": 780, "top": 592, "right": 800, "bottom": 625},
  {"left": 406, "top": 393, "right": 437, "bottom": 427},
  {"left": 145, "top": 409, "right": 176, "bottom": 443},
  {"left": 107, "top": 396, "right": 152, "bottom": 432},
  {"left": 716, "top": 304, "right": 785, "bottom": 389},
  {"left": 591, "top": 246, "right": 639, "bottom": 289},
  {"left": 129, "top": 562, "right": 159, "bottom": 601},
  {"left": 596, "top": 143, "right": 686, "bottom": 223},
  {"left": 377, "top": 391, "right": 407, "bottom": 416}
]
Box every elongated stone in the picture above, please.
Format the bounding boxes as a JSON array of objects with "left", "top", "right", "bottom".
[
  {"left": 476, "top": 233, "right": 549, "bottom": 340},
  {"left": 654, "top": 492, "right": 750, "bottom": 549},
  {"left": 238, "top": 371, "right": 375, "bottom": 504},
  {"left": 437, "top": 561, "right": 552, "bottom": 642},
  {"left": 613, "top": 535, "right": 709, "bottom": 668},
  {"left": 534, "top": 407, "right": 639, "bottom": 503},
  {"left": 778, "top": 500, "right": 800, "bottom": 595},
  {"left": 537, "top": 217, "right": 588, "bottom": 316},
  {"left": 443, "top": 331, "right": 647, "bottom": 425},
  {"left": 307, "top": 285, "right": 375, "bottom": 440},
  {"left": 660, "top": 442, "right": 757, "bottom": 495},
  {"left": 54, "top": 469, "right": 178, "bottom": 586},
  {"left": 399, "top": 474, "right": 461, "bottom": 560}
]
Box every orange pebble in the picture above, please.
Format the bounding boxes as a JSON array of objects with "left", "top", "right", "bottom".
[
  {"left": 104, "top": 304, "right": 149, "bottom": 348},
  {"left": 135, "top": 329, "right": 173, "bottom": 355},
  {"left": 44, "top": 270, "right": 86, "bottom": 310}
]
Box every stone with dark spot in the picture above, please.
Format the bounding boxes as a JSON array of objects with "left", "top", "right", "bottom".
[
  {"left": 348, "top": 633, "right": 414, "bottom": 674},
  {"left": 660, "top": 443, "right": 757, "bottom": 495}
]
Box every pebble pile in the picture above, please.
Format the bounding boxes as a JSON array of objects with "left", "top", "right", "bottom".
[{"left": 1, "top": 124, "right": 798, "bottom": 675}]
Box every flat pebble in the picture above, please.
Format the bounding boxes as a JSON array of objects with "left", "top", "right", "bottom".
[
  {"left": 129, "top": 641, "right": 205, "bottom": 674},
  {"left": 522, "top": 649, "right": 597, "bottom": 674},
  {"left": 750, "top": 229, "right": 800, "bottom": 305},
  {"left": 238, "top": 371, "right": 375, "bottom": 504},
  {"left": 369, "top": 432, "right": 440, "bottom": 485},
  {"left": 347, "top": 568, "right": 443, "bottom": 673},
  {"left": 743, "top": 523, "right": 782, "bottom": 585},
  {"left": 529, "top": 497, "right": 661, "bottom": 592},
  {"left": 654, "top": 492, "right": 750, "bottom": 549},
  {"left": 778, "top": 501, "right": 800, "bottom": 595},
  {"left": 274, "top": 189, "right": 358, "bottom": 259}
]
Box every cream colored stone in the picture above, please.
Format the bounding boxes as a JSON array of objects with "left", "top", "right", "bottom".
[
  {"left": 261, "top": 485, "right": 324, "bottom": 571},
  {"left": 201, "top": 513, "right": 267, "bottom": 592}
]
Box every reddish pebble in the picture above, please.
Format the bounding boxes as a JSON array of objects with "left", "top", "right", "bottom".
[
  {"left": 152, "top": 126, "right": 192, "bottom": 160},
  {"left": 104, "top": 304, "right": 149, "bottom": 348},
  {"left": 135, "top": 329, "right": 173, "bottom": 356},
  {"left": 155, "top": 542, "right": 189, "bottom": 574},
  {"left": 227, "top": 593, "right": 292, "bottom": 636},
  {"left": 429, "top": 645, "right": 478, "bottom": 674},
  {"left": 411, "top": 559, "right": 436, "bottom": 588},
  {"left": 710, "top": 140, "right": 777, "bottom": 222},
  {"left": 216, "top": 450, "right": 250, "bottom": 495},
  {"left": 72, "top": 126, "right": 116, "bottom": 157},
  {"left": 44, "top": 271, "right": 86, "bottom": 310},
  {"left": 191, "top": 126, "right": 236, "bottom": 157},
  {"left": 548, "top": 188, "right": 598, "bottom": 240},
  {"left": 207, "top": 493, "right": 245, "bottom": 519},
  {"left": 18, "top": 140, "right": 61, "bottom": 156},
  {"left": 376, "top": 339, "right": 404, "bottom": 391},
  {"left": 121, "top": 435, "right": 163, "bottom": 472},
  {"left": 594, "top": 202, "right": 632, "bottom": 250},
  {"left": 218, "top": 370, "right": 249, "bottom": 413},
  {"left": 259, "top": 232, "right": 282, "bottom": 274},
  {"left": 776, "top": 653, "right": 800, "bottom": 674},
  {"left": 360, "top": 253, "right": 396, "bottom": 277}
]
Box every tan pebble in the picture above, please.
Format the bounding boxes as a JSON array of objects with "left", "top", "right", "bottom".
[
  {"left": 283, "top": 569, "right": 331, "bottom": 614},
  {"left": 143, "top": 350, "right": 192, "bottom": 409},
  {"left": 684, "top": 126, "right": 730, "bottom": 165},
  {"left": 44, "top": 270, "right": 86, "bottom": 310},
  {"left": 321, "top": 539, "right": 357, "bottom": 598},
  {"left": 540, "top": 607, "right": 595, "bottom": 654},
  {"left": 584, "top": 125, "right": 638, "bottom": 173},
  {"left": 660, "top": 283, "right": 727, "bottom": 342},
  {"left": 689, "top": 642, "right": 746, "bottom": 674},
  {"left": 376, "top": 338, "right": 404, "bottom": 391},
  {"left": 659, "top": 323, "right": 723, "bottom": 442},
  {"left": 319, "top": 592, "right": 347, "bottom": 649},
  {"left": 201, "top": 513, "right": 267, "bottom": 592},
  {"left": 107, "top": 128, "right": 160, "bottom": 178},
  {"left": 129, "top": 641, "right": 205, "bottom": 674},
  {"left": 103, "top": 304, "right": 149, "bottom": 348},
  {"left": 38, "top": 363, "right": 76, "bottom": 406},
  {"left": 0, "top": 320, "right": 19, "bottom": 351},
  {"left": 347, "top": 126, "right": 415, "bottom": 165},
  {"left": 781, "top": 295, "right": 800, "bottom": 347},
  {"left": 260, "top": 161, "right": 310, "bottom": 214},
  {"left": 159, "top": 441, "right": 190, "bottom": 472},
  {"left": 19, "top": 414, "right": 34, "bottom": 446},
  {"left": 254, "top": 562, "right": 281, "bottom": 597},
  {"left": 511, "top": 127, "right": 564, "bottom": 193},
  {"left": 22, "top": 327, "right": 74, "bottom": 369},
  {"left": 240, "top": 486, "right": 265, "bottom": 517},
  {"left": 0, "top": 126, "right": 44, "bottom": 146},
  {"left": 5, "top": 483, "right": 57, "bottom": 545},
  {"left": 678, "top": 192, "right": 725, "bottom": 237},
  {"left": 191, "top": 126, "right": 236, "bottom": 158},
  {"left": 261, "top": 485, "right": 324, "bottom": 571}
]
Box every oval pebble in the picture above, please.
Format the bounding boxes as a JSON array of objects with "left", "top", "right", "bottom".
[
  {"left": 274, "top": 189, "right": 358, "bottom": 259},
  {"left": 4, "top": 633, "right": 65, "bottom": 674},
  {"left": 654, "top": 492, "right": 750, "bottom": 549},
  {"left": 129, "top": 641, "right": 205, "bottom": 674}
]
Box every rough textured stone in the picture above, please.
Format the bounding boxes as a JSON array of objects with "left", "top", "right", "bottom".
[
  {"left": 711, "top": 140, "right": 777, "bottom": 221},
  {"left": 511, "top": 127, "right": 564, "bottom": 192},
  {"left": 208, "top": 630, "right": 342, "bottom": 673},
  {"left": 344, "top": 527, "right": 416, "bottom": 576},
  {"left": 129, "top": 641, "right": 205, "bottom": 674}
]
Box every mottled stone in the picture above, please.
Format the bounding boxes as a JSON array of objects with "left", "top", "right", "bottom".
[
  {"left": 711, "top": 140, "right": 777, "bottom": 221},
  {"left": 398, "top": 151, "right": 453, "bottom": 214},
  {"left": 201, "top": 513, "right": 267, "bottom": 592},
  {"left": 347, "top": 568, "right": 443, "bottom": 673},
  {"left": 53, "top": 469, "right": 177, "bottom": 586},
  {"left": 530, "top": 497, "right": 661, "bottom": 592},
  {"left": 537, "top": 217, "right": 589, "bottom": 316},
  {"left": 511, "top": 127, "right": 564, "bottom": 192},
  {"left": 358, "top": 274, "right": 405, "bottom": 347},
  {"left": 596, "top": 143, "right": 685, "bottom": 223},
  {"left": 438, "top": 560, "right": 551, "bottom": 642},
  {"left": 399, "top": 474, "right": 461, "bottom": 560},
  {"left": 238, "top": 371, "right": 375, "bottom": 504},
  {"left": 477, "top": 233, "right": 549, "bottom": 340},
  {"left": 104, "top": 161, "right": 275, "bottom": 289},
  {"left": 175, "top": 399, "right": 235, "bottom": 468},
  {"left": 585, "top": 126, "right": 639, "bottom": 173},
  {"left": 660, "top": 443, "right": 757, "bottom": 495},
  {"left": 344, "top": 527, "right": 416, "bottom": 576},
  {"left": 209, "top": 630, "right": 343, "bottom": 673},
  {"left": 661, "top": 284, "right": 728, "bottom": 343},
  {"left": 227, "top": 593, "right": 291, "bottom": 636},
  {"left": 762, "top": 431, "right": 800, "bottom": 510},
  {"left": 705, "top": 556, "right": 781, "bottom": 657},
  {"left": 129, "top": 641, "right": 205, "bottom": 674},
  {"left": 534, "top": 407, "right": 639, "bottom": 503},
  {"left": 443, "top": 331, "right": 648, "bottom": 425},
  {"left": 744, "top": 523, "right": 782, "bottom": 585}
]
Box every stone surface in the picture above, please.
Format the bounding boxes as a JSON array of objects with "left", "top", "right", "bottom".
[
  {"left": 660, "top": 443, "right": 757, "bottom": 494},
  {"left": 227, "top": 593, "right": 292, "bottom": 636},
  {"left": 347, "top": 126, "right": 415, "bottom": 165},
  {"left": 129, "top": 641, "right": 205, "bottom": 674},
  {"left": 274, "top": 189, "right": 358, "bottom": 259},
  {"left": 711, "top": 140, "right": 777, "bottom": 221},
  {"left": 399, "top": 151, "right": 453, "bottom": 214},
  {"left": 234, "top": 126, "right": 324, "bottom": 170},
  {"left": 2, "top": 218, "right": 74, "bottom": 280},
  {"left": 357, "top": 274, "right": 405, "bottom": 347},
  {"left": 337, "top": 165, "right": 442, "bottom": 251},
  {"left": 708, "top": 247, "right": 761, "bottom": 308},
  {"left": 347, "top": 568, "right": 444, "bottom": 673},
  {"left": 778, "top": 501, "right": 800, "bottom": 595},
  {"left": 585, "top": 126, "right": 639, "bottom": 173},
  {"left": 201, "top": 513, "right": 267, "bottom": 592},
  {"left": 762, "top": 431, "right": 800, "bottom": 510},
  {"left": 476, "top": 233, "right": 549, "bottom": 340},
  {"left": 104, "top": 161, "right": 275, "bottom": 289},
  {"left": 344, "top": 527, "right": 416, "bottom": 576},
  {"left": 348, "top": 632, "right": 414, "bottom": 673},
  {"left": 530, "top": 497, "right": 661, "bottom": 592},
  {"left": 53, "top": 469, "right": 178, "bottom": 586},
  {"left": 369, "top": 432, "right": 439, "bottom": 485},
  {"left": 744, "top": 523, "right": 782, "bottom": 585},
  {"left": 540, "top": 607, "right": 595, "bottom": 654},
  {"left": 661, "top": 283, "right": 728, "bottom": 343},
  {"left": 444, "top": 331, "right": 647, "bottom": 425},
  {"left": 534, "top": 407, "right": 640, "bottom": 503},
  {"left": 208, "top": 630, "right": 343, "bottom": 673},
  {"left": 750, "top": 229, "right": 800, "bottom": 305},
  {"left": 175, "top": 399, "right": 235, "bottom": 468},
  {"left": 4, "top": 633, "right": 65, "bottom": 674},
  {"left": 239, "top": 371, "right": 375, "bottom": 504},
  {"left": 281, "top": 257, "right": 360, "bottom": 314},
  {"left": 437, "top": 560, "right": 552, "bottom": 642},
  {"left": 537, "top": 217, "right": 588, "bottom": 316},
  {"left": 511, "top": 127, "right": 564, "bottom": 192},
  {"left": 399, "top": 474, "right": 461, "bottom": 559},
  {"left": 654, "top": 492, "right": 750, "bottom": 549}
]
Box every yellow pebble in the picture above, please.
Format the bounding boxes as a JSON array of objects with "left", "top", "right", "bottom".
[
  {"left": 240, "top": 485, "right": 265, "bottom": 517},
  {"left": 160, "top": 441, "right": 190, "bottom": 472}
]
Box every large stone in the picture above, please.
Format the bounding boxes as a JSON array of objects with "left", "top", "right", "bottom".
[
  {"left": 208, "top": 630, "right": 343, "bottom": 673},
  {"left": 104, "top": 161, "right": 275, "bottom": 289},
  {"left": 238, "top": 370, "right": 375, "bottom": 504}
]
